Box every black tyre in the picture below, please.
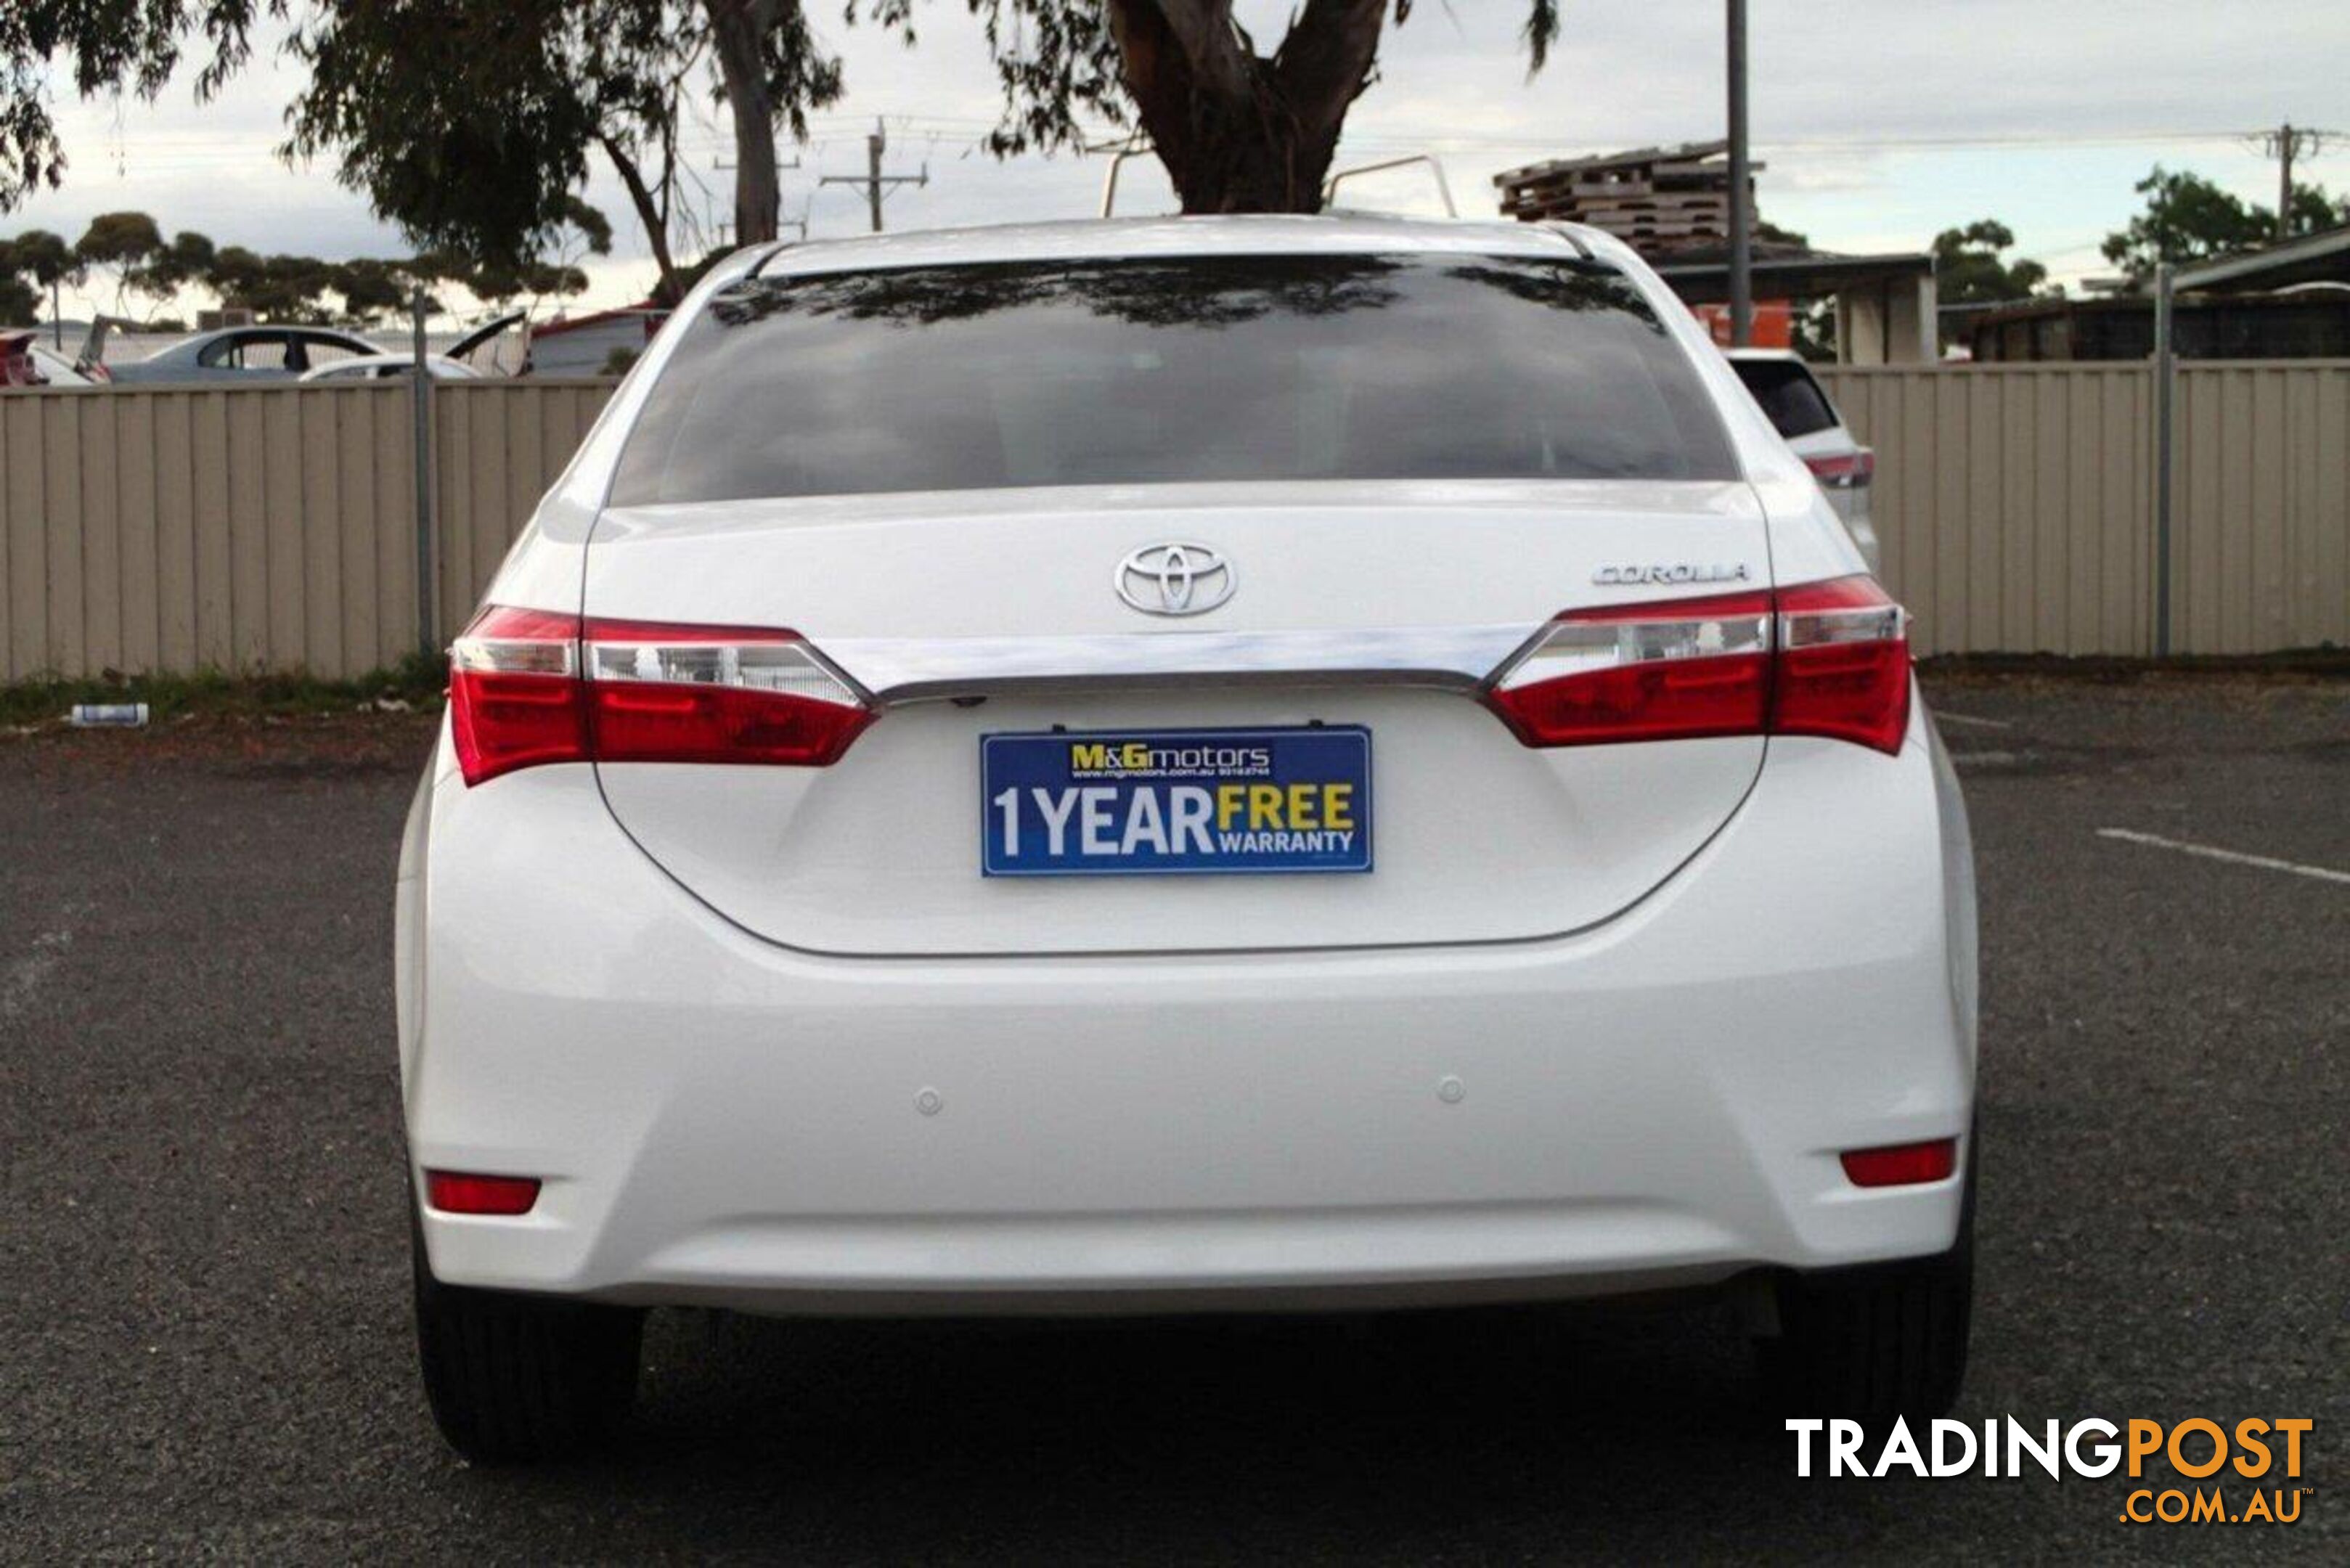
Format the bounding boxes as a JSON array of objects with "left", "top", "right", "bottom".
[
  {"left": 412, "top": 1217, "right": 644, "bottom": 1463},
  {"left": 1762, "top": 1156, "right": 1974, "bottom": 1426}
]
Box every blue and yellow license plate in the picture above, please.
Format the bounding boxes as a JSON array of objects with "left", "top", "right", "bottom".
[{"left": 982, "top": 727, "right": 1372, "bottom": 878}]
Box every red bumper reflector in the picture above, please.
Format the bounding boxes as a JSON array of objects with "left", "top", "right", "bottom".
[
  {"left": 1839, "top": 1138, "right": 1959, "bottom": 1188},
  {"left": 424, "top": 1170, "right": 543, "bottom": 1216}
]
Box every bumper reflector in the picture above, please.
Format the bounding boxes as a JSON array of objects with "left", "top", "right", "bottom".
[
  {"left": 424, "top": 1170, "right": 543, "bottom": 1216},
  {"left": 1839, "top": 1138, "right": 1959, "bottom": 1188}
]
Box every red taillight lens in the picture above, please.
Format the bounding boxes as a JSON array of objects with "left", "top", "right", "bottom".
[
  {"left": 1804, "top": 449, "right": 1874, "bottom": 489},
  {"left": 1774, "top": 576, "right": 1911, "bottom": 754},
  {"left": 1488, "top": 590, "right": 1773, "bottom": 746},
  {"left": 423, "top": 1170, "right": 542, "bottom": 1215},
  {"left": 1840, "top": 1138, "right": 1958, "bottom": 1188},
  {"left": 449, "top": 605, "right": 587, "bottom": 785},
  {"left": 448, "top": 606, "right": 873, "bottom": 785},
  {"left": 1490, "top": 575, "right": 1909, "bottom": 755},
  {"left": 583, "top": 618, "right": 873, "bottom": 766}
]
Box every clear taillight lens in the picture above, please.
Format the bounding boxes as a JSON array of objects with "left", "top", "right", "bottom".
[
  {"left": 1488, "top": 575, "right": 1909, "bottom": 756},
  {"left": 449, "top": 606, "right": 873, "bottom": 785}
]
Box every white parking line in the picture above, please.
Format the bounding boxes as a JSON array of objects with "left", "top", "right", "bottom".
[
  {"left": 1935, "top": 712, "right": 2014, "bottom": 731},
  {"left": 2097, "top": 829, "right": 2350, "bottom": 886}
]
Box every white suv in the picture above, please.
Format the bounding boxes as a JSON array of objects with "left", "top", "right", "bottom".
[
  {"left": 398, "top": 216, "right": 1977, "bottom": 1462},
  {"left": 1725, "top": 348, "right": 1880, "bottom": 571}
]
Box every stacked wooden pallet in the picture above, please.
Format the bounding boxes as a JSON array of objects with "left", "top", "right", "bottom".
[{"left": 1493, "top": 140, "right": 1762, "bottom": 252}]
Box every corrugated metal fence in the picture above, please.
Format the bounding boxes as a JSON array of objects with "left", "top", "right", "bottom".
[
  {"left": 1, "top": 380, "right": 610, "bottom": 682},
  {"left": 1819, "top": 360, "right": 2350, "bottom": 658},
  {"left": 2, "top": 363, "right": 2346, "bottom": 680}
]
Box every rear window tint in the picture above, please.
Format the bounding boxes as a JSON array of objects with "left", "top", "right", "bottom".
[
  {"left": 1730, "top": 359, "right": 1839, "bottom": 439},
  {"left": 611, "top": 252, "right": 1738, "bottom": 505}
]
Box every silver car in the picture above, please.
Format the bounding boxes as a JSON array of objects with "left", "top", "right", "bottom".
[
  {"left": 103, "top": 324, "right": 380, "bottom": 383},
  {"left": 1725, "top": 348, "right": 1878, "bottom": 571}
]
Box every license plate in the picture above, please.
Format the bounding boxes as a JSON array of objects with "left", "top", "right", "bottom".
[{"left": 982, "top": 727, "right": 1372, "bottom": 878}]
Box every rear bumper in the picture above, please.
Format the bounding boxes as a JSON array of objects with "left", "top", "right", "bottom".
[{"left": 399, "top": 700, "right": 1975, "bottom": 1314}]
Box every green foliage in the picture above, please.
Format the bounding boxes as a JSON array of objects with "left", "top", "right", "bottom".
[
  {"left": 0, "top": 1, "right": 274, "bottom": 210},
  {"left": 287, "top": 1, "right": 621, "bottom": 277},
  {"left": 1933, "top": 219, "right": 2053, "bottom": 348},
  {"left": 2102, "top": 167, "right": 2350, "bottom": 280},
  {"left": 0, "top": 226, "right": 76, "bottom": 322},
  {"left": 74, "top": 208, "right": 168, "bottom": 306}
]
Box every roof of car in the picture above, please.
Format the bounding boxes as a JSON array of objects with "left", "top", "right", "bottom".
[
  {"left": 147, "top": 323, "right": 375, "bottom": 361},
  {"left": 754, "top": 214, "right": 1619, "bottom": 279},
  {"left": 1721, "top": 347, "right": 1806, "bottom": 363}
]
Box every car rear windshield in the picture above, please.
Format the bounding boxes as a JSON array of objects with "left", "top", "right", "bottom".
[
  {"left": 608, "top": 252, "right": 1739, "bottom": 505},
  {"left": 1730, "top": 358, "right": 1839, "bottom": 439}
]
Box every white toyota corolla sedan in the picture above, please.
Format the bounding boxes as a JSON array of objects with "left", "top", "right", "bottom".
[{"left": 397, "top": 214, "right": 1977, "bottom": 1462}]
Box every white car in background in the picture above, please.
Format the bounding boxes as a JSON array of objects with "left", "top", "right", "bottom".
[
  {"left": 298, "top": 353, "right": 482, "bottom": 383},
  {"left": 1725, "top": 348, "right": 1880, "bottom": 571},
  {"left": 399, "top": 216, "right": 1977, "bottom": 1463}
]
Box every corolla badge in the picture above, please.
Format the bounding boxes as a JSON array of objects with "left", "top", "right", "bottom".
[
  {"left": 1115, "top": 542, "right": 1236, "bottom": 616},
  {"left": 1591, "top": 563, "right": 1753, "bottom": 586}
]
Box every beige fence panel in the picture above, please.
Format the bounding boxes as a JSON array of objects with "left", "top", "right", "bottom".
[
  {"left": 5, "top": 366, "right": 2346, "bottom": 679},
  {"left": 2, "top": 383, "right": 420, "bottom": 682},
  {"left": 2172, "top": 362, "right": 2350, "bottom": 655},
  {"left": 429, "top": 379, "right": 615, "bottom": 645},
  {"left": 1818, "top": 365, "right": 2155, "bottom": 657}
]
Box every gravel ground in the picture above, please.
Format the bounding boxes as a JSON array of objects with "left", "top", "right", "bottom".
[{"left": 2, "top": 674, "right": 2343, "bottom": 1563}]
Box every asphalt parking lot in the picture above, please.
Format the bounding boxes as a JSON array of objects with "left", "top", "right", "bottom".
[{"left": 3, "top": 670, "right": 2344, "bottom": 1562}]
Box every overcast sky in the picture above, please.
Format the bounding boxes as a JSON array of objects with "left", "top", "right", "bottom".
[{"left": 13, "top": 0, "right": 2349, "bottom": 321}]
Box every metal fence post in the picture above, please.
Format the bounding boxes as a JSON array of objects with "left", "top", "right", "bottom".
[
  {"left": 411, "top": 292, "right": 436, "bottom": 660},
  {"left": 2151, "top": 264, "right": 2174, "bottom": 659}
]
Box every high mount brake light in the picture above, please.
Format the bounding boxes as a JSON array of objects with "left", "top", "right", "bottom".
[
  {"left": 1488, "top": 575, "right": 1910, "bottom": 755},
  {"left": 449, "top": 606, "right": 873, "bottom": 785}
]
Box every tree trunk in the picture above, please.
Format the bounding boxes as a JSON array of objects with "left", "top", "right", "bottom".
[
  {"left": 597, "top": 134, "right": 682, "bottom": 304},
  {"left": 1106, "top": 0, "right": 1389, "bottom": 215},
  {"left": 706, "top": 0, "right": 782, "bottom": 245}
]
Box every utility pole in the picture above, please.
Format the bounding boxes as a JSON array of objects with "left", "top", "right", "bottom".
[
  {"left": 713, "top": 152, "right": 799, "bottom": 248},
  {"left": 2252, "top": 123, "right": 2341, "bottom": 242},
  {"left": 820, "top": 118, "right": 929, "bottom": 234},
  {"left": 1726, "top": 0, "right": 1753, "bottom": 346},
  {"left": 2276, "top": 121, "right": 2295, "bottom": 242},
  {"left": 409, "top": 290, "right": 436, "bottom": 660}
]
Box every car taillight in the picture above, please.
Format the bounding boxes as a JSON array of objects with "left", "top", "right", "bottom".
[
  {"left": 1773, "top": 576, "right": 1912, "bottom": 753},
  {"left": 449, "top": 606, "right": 586, "bottom": 784},
  {"left": 1804, "top": 449, "right": 1874, "bottom": 489},
  {"left": 1488, "top": 575, "right": 1909, "bottom": 756},
  {"left": 1487, "top": 590, "right": 1774, "bottom": 747},
  {"left": 583, "top": 618, "right": 873, "bottom": 767},
  {"left": 449, "top": 605, "right": 873, "bottom": 785}
]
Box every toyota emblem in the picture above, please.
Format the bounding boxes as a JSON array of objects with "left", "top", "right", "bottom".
[{"left": 1114, "top": 542, "right": 1236, "bottom": 616}]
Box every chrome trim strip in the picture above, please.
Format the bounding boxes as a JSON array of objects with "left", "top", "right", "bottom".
[{"left": 821, "top": 626, "right": 1542, "bottom": 703}]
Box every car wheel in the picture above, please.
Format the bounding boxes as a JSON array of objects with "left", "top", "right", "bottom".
[
  {"left": 1761, "top": 1148, "right": 1974, "bottom": 1426},
  {"left": 412, "top": 1213, "right": 644, "bottom": 1463}
]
